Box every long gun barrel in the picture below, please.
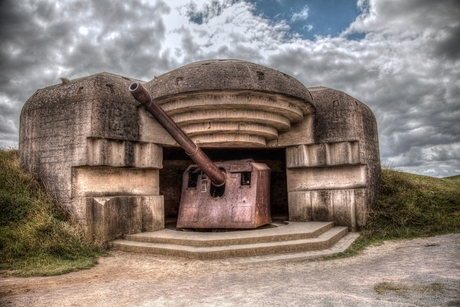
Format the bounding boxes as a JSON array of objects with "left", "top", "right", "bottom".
[{"left": 129, "top": 82, "right": 226, "bottom": 187}]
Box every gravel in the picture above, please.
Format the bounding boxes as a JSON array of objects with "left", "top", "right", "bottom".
[{"left": 1, "top": 233, "right": 459, "bottom": 307}]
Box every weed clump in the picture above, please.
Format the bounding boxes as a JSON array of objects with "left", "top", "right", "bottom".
[{"left": 0, "top": 149, "right": 101, "bottom": 276}]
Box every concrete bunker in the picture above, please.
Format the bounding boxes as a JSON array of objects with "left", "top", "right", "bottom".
[{"left": 19, "top": 59, "right": 381, "bottom": 244}]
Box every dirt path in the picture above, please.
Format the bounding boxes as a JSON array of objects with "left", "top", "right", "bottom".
[{"left": 1, "top": 233, "right": 459, "bottom": 307}]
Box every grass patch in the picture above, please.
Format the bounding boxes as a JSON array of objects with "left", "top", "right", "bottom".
[
  {"left": 0, "top": 149, "right": 103, "bottom": 277},
  {"left": 328, "top": 168, "right": 460, "bottom": 259},
  {"left": 374, "top": 282, "right": 445, "bottom": 298},
  {"left": 445, "top": 174, "right": 460, "bottom": 180}
]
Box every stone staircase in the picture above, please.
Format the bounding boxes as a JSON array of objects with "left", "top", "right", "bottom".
[{"left": 109, "top": 221, "right": 360, "bottom": 260}]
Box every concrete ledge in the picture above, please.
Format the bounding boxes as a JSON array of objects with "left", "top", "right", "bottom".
[
  {"left": 110, "top": 222, "right": 352, "bottom": 260},
  {"left": 71, "top": 167, "right": 160, "bottom": 197},
  {"left": 232, "top": 231, "right": 360, "bottom": 264},
  {"left": 124, "top": 221, "right": 334, "bottom": 247},
  {"left": 288, "top": 189, "right": 368, "bottom": 229},
  {"left": 86, "top": 195, "right": 164, "bottom": 243}
]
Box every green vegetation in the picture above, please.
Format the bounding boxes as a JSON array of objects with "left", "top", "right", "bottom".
[
  {"left": 0, "top": 149, "right": 102, "bottom": 277},
  {"left": 333, "top": 168, "right": 460, "bottom": 258},
  {"left": 374, "top": 282, "right": 445, "bottom": 298},
  {"left": 445, "top": 174, "right": 460, "bottom": 180}
]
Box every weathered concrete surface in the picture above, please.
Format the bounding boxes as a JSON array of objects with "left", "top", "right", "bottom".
[
  {"left": 308, "top": 86, "right": 381, "bottom": 211},
  {"left": 19, "top": 59, "right": 381, "bottom": 240},
  {"left": 143, "top": 60, "right": 381, "bottom": 229},
  {"left": 146, "top": 59, "right": 314, "bottom": 103},
  {"left": 1, "top": 233, "right": 459, "bottom": 306},
  {"left": 109, "top": 222, "right": 353, "bottom": 259},
  {"left": 285, "top": 87, "right": 381, "bottom": 230},
  {"left": 19, "top": 73, "right": 165, "bottom": 243}
]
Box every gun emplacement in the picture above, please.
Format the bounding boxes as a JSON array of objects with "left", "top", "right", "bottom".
[
  {"left": 129, "top": 82, "right": 226, "bottom": 187},
  {"left": 129, "top": 82, "right": 271, "bottom": 229}
]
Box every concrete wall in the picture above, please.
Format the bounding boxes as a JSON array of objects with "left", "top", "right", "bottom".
[
  {"left": 258, "top": 85, "right": 380, "bottom": 230},
  {"left": 19, "top": 73, "right": 165, "bottom": 243},
  {"left": 19, "top": 60, "right": 380, "bottom": 242}
]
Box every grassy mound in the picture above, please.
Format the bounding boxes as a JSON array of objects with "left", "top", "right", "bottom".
[
  {"left": 445, "top": 174, "right": 460, "bottom": 180},
  {"left": 0, "top": 150, "right": 102, "bottom": 276},
  {"left": 339, "top": 168, "right": 460, "bottom": 257}
]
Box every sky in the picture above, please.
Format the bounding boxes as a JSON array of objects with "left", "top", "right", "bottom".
[{"left": 0, "top": 0, "right": 459, "bottom": 178}]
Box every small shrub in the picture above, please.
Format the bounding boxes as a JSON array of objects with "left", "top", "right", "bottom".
[{"left": 0, "top": 194, "right": 31, "bottom": 226}]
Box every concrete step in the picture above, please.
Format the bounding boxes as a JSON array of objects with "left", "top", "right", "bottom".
[
  {"left": 124, "top": 221, "right": 334, "bottom": 247},
  {"left": 109, "top": 222, "right": 350, "bottom": 260}
]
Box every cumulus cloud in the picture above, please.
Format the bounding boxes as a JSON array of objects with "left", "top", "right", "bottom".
[
  {"left": 0, "top": 0, "right": 458, "bottom": 177},
  {"left": 336, "top": 0, "right": 460, "bottom": 176},
  {"left": 0, "top": 111, "right": 18, "bottom": 149},
  {"left": 291, "top": 5, "right": 309, "bottom": 22}
]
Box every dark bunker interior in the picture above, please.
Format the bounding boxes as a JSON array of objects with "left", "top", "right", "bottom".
[{"left": 160, "top": 147, "right": 288, "bottom": 224}]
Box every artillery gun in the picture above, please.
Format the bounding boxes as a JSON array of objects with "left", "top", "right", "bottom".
[{"left": 129, "top": 82, "right": 271, "bottom": 229}]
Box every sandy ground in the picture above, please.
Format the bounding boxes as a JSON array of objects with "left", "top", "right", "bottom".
[{"left": 1, "top": 233, "right": 459, "bottom": 307}]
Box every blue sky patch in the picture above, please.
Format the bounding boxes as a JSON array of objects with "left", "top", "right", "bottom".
[
  {"left": 346, "top": 32, "right": 366, "bottom": 41},
  {"left": 245, "top": 0, "right": 361, "bottom": 40}
]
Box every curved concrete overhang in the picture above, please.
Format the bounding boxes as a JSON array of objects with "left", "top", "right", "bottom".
[{"left": 145, "top": 59, "right": 315, "bottom": 147}]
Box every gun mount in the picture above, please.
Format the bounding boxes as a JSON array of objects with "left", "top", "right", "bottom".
[{"left": 129, "top": 82, "right": 271, "bottom": 229}]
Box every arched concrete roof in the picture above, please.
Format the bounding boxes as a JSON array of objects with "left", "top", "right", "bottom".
[{"left": 146, "top": 59, "right": 313, "bottom": 104}]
